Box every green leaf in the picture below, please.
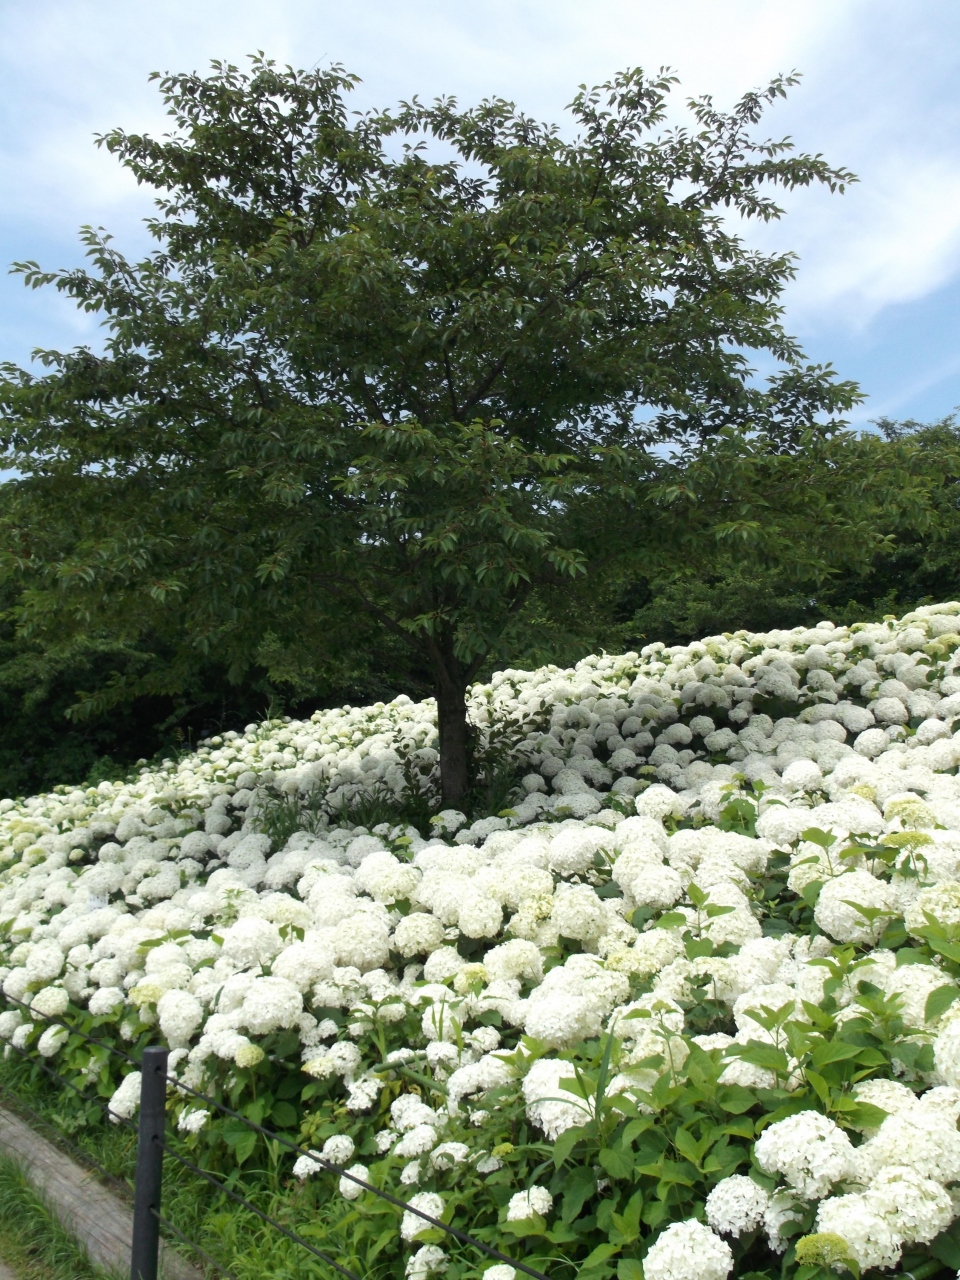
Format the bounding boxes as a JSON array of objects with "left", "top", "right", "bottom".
[
  {"left": 599, "top": 1146, "right": 634, "bottom": 1180},
  {"left": 561, "top": 1168, "right": 596, "bottom": 1223},
  {"left": 810, "top": 1039, "right": 861, "bottom": 1069},
  {"left": 686, "top": 883, "right": 708, "bottom": 908},
  {"left": 851, "top": 1047, "right": 886, "bottom": 1067},
  {"left": 684, "top": 936, "right": 714, "bottom": 959},
  {"left": 755, "top": 1098, "right": 816, "bottom": 1130},
  {"left": 931, "top": 1217, "right": 960, "bottom": 1269},
  {"left": 652, "top": 1158, "right": 696, "bottom": 1187},
  {"left": 720, "top": 1116, "right": 755, "bottom": 1138},
  {"left": 501, "top": 1215, "right": 547, "bottom": 1238},
  {"left": 878, "top": 918, "right": 909, "bottom": 949},
  {"left": 546, "top": 1224, "right": 581, "bottom": 1245},
  {"left": 926, "top": 983, "right": 960, "bottom": 1022},
  {"left": 735, "top": 1042, "right": 789, "bottom": 1072},
  {"left": 804, "top": 1069, "right": 831, "bottom": 1106},
  {"left": 583, "top": 1243, "right": 620, "bottom": 1268},
  {"left": 615, "top": 1191, "right": 644, "bottom": 1241},
  {"left": 617, "top": 1260, "right": 644, "bottom": 1280},
  {"left": 716, "top": 1084, "right": 756, "bottom": 1114},
  {"left": 234, "top": 1129, "right": 257, "bottom": 1165},
  {"left": 650, "top": 1074, "right": 683, "bottom": 1109},
  {"left": 673, "top": 1128, "right": 705, "bottom": 1169},
  {"left": 553, "top": 1124, "right": 587, "bottom": 1167},
  {"left": 801, "top": 828, "right": 836, "bottom": 847},
  {"left": 801, "top": 880, "right": 825, "bottom": 908},
  {"left": 921, "top": 933, "right": 960, "bottom": 963},
  {"left": 623, "top": 1117, "right": 654, "bottom": 1145},
  {"left": 270, "top": 1099, "right": 298, "bottom": 1129},
  {"left": 653, "top": 912, "right": 687, "bottom": 931},
  {"left": 843, "top": 1101, "right": 889, "bottom": 1130}
]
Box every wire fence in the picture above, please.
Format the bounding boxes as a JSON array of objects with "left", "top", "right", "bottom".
[{"left": 0, "top": 992, "right": 552, "bottom": 1280}]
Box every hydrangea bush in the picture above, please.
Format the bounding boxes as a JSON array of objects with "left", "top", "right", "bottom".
[{"left": 6, "top": 604, "right": 960, "bottom": 1279}]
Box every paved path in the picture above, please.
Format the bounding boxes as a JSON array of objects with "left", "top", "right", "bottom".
[
  {"left": 0, "top": 1261, "right": 17, "bottom": 1280},
  {"left": 0, "top": 1107, "right": 202, "bottom": 1280}
]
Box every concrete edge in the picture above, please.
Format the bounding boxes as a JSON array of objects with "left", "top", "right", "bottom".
[{"left": 0, "top": 1105, "right": 204, "bottom": 1280}]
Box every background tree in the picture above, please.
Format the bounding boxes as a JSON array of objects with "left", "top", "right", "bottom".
[
  {"left": 601, "top": 414, "right": 960, "bottom": 647},
  {"left": 1, "top": 417, "right": 950, "bottom": 800},
  {"left": 1, "top": 57, "right": 919, "bottom": 803}
]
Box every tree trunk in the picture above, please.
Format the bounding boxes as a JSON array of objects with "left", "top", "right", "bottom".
[{"left": 435, "top": 671, "right": 470, "bottom": 809}]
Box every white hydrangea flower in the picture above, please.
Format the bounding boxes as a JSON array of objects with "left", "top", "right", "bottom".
[
  {"left": 906, "top": 881, "right": 960, "bottom": 936},
  {"left": 457, "top": 893, "right": 503, "bottom": 939},
  {"left": 815, "top": 1192, "right": 903, "bottom": 1270},
  {"left": 345, "top": 1077, "right": 381, "bottom": 1112},
  {"left": 814, "top": 870, "right": 896, "bottom": 944},
  {"left": 394, "top": 1124, "right": 439, "bottom": 1159},
  {"left": 220, "top": 916, "right": 283, "bottom": 967},
  {"left": 522, "top": 1058, "right": 588, "bottom": 1138},
  {"left": 506, "top": 1186, "right": 553, "bottom": 1221},
  {"left": 108, "top": 1071, "right": 142, "bottom": 1122},
  {"left": 405, "top": 1245, "right": 448, "bottom": 1279},
  {"left": 24, "top": 940, "right": 65, "bottom": 982},
  {"left": 157, "top": 989, "right": 203, "bottom": 1045},
  {"left": 321, "top": 1134, "right": 356, "bottom": 1165},
  {"left": 753, "top": 1111, "right": 854, "bottom": 1199},
  {"left": 446, "top": 1054, "right": 513, "bottom": 1114},
  {"left": 30, "top": 986, "right": 69, "bottom": 1018},
  {"left": 853, "top": 1107, "right": 960, "bottom": 1184},
  {"left": 392, "top": 1095, "right": 440, "bottom": 1132},
  {"left": 643, "top": 1219, "right": 733, "bottom": 1280},
  {"left": 850, "top": 1077, "right": 919, "bottom": 1128},
  {"left": 338, "top": 1162, "right": 370, "bottom": 1200},
  {"left": 393, "top": 913, "right": 446, "bottom": 958},
  {"left": 705, "top": 1174, "right": 770, "bottom": 1236},
  {"left": 177, "top": 1108, "right": 210, "bottom": 1134},
  {"left": 293, "top": 1151, "right": 323, "bottom": 1180},
  {"left": 36, "top": 1024, "right": 69, "bottom": 1057},
  {"left": 0, "top": 1010, "right": 22, "bottom": 1041},
  {"left": 865, "top": 1164, "right": 953, "bottom": 1244},
  {"left": 550, "top": 884, "right": 607, "bottom": 941},
  {"left": 430, "top": 1142, "right": 470, "bottom": 1170},
  {"left": 400, "top": 1192, "right": 445, "bottom": 1241}
]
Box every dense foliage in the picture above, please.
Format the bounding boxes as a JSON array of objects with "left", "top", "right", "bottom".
[
  {"left": 1, "top": 56, "right": 892, "bottom": 804},
  {"left": 5, "top": 604, "right": 960, "bottom": 1279},
  {"left": 2, "top": 415, "right": 957, "bottom": 801}
]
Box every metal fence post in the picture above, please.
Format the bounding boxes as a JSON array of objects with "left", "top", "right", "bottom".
[{"left": 130, "top": 1046, "right": 169, "bottom": 1280}]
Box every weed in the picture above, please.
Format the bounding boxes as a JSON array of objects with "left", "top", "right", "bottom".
[{"left": 0, "top": 1153, "right": 108, "bottom": 1279}]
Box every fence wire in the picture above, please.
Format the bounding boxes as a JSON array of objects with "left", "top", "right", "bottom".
[
  {"left": 1, "top": 991, "right": 553, "bottom": 1280},
  {"left": 155, "top": 1136, "right": 364, "bottom": 1280}
]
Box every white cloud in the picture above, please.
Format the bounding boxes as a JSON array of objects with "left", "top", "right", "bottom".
[
  {"left": 780, "top": 159, "right": 960, "bottom": 327},
  {"left": 0, "top": 0, "right": 864, "bottom": 245},
  {"left": 2, "top": 0, "right": 960, "bottom": 410}
]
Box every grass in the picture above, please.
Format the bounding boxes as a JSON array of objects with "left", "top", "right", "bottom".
[
  {"left": 0, "top": 1052, "right": 364, "bottom": 1280},
  {"left": 0, "top": 1153, "right": 109, "bottom": 1280}
]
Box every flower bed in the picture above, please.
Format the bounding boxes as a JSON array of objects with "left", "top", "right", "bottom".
[{"left": 5, "top": 605, "right": 960, "bottom": 1279}]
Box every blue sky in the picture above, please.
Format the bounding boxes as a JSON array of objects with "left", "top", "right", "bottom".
[{"left": 1, "top": 0, "right": 959, "bottom": 427}]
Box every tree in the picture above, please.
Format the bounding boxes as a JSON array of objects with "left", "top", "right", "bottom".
[
  {"left": 2, "top": 58, "right": 883, "bottom": 804},
  {"left": 564, "top": 415, "right": 960, "bottom": 649}
]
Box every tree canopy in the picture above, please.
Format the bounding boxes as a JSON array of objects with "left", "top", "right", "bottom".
[{"left": 1, "top": 57, "right": 923, "bottom": 802}]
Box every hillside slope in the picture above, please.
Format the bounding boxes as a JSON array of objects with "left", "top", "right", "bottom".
[{"left": 4, "top": 604, "right": 960, "bottom": 1279}]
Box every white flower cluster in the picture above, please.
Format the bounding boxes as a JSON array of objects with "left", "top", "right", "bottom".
[{"left": 4, "top": 604, "right": 960, "bottom": 1275}]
